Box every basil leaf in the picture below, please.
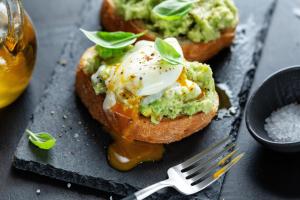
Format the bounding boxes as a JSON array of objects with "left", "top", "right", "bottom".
[
  {"left": 154, "top": 38, "right": 183, "bottom": 65},
  {"left": 26, "top": 129, "right": 56, "bottom": 150},
  {"left": 153, "top": 0, "right": 198, "bottom": 20},
  {"left": 80, "top": 29, "right": 145, "bottom": 49},
  {"left": 95, "top": 45, "right": 128, "bottom": 60}
]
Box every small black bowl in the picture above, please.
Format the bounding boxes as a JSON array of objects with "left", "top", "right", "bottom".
[{"left": 246, "top": 66, "right": 300, "bottom": 152}]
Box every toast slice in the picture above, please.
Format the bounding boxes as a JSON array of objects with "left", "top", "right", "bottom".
[
  {"left": 75, "top": 47, "right": 219, "bottom": 144},
  {"left": 100, "top": 0, "right": 236, "bottom": 62}
]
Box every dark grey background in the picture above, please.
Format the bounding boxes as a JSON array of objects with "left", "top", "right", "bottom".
[{"left": 0, "top": 0, "right": 300, "bottom": 199}]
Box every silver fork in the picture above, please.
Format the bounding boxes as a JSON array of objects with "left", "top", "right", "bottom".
[{"left": 122, "top": 136, "right": 244, "bottom": 200}]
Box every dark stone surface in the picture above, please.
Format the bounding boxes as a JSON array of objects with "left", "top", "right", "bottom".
[
  {"left": 220, "top": 0, "right": 300, "bottom": 199},
  {"left": 11, "top": 0, "right": 276, "bottom": 199}
]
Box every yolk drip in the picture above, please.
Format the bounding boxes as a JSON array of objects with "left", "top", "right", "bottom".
[
  {"left": 107, "top": 103, "right": 165, "bottom": 171},
  {"left": 108, "top": 137, "right": 164, "bottom": 171}
]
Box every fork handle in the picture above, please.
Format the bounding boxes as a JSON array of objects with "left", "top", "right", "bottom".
[{"left": 122, "top": 179, "right": 172, "bottom": 200}]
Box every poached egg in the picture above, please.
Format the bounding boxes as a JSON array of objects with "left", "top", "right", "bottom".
[{"left": 101, "top": 38, "right": 191, "bottom": 110}]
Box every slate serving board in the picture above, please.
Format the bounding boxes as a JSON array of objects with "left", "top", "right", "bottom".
[{"left": 13, "top": 0, "right": 276, "bottom": 199}]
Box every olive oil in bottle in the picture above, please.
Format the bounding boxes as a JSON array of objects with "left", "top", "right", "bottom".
[{"left": 0, "top": 0, "right": 37, "bottom": 108}]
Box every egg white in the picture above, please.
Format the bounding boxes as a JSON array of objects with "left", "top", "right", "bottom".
[{"left": 103, "top": 38, "right": 185, "bottom": 110}]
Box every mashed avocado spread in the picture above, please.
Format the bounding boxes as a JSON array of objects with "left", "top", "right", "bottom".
[
  {"left": 86, "top": 46, "right": 217, "bottom": 124},
  {"left": 112, "top": 0, "right": 238, "bottom": 43}
]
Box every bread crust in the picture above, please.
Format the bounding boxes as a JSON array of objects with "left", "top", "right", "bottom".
[
  {"left": 100, "top": 0, "right": 236, "bottom": 62},
  {"left": 75, "top": 47, "right": 219, "bottom": 144}
]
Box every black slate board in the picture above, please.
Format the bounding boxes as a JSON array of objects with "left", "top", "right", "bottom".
[{"left": 13, "top": 0, "right": 275, "bottom": 199}]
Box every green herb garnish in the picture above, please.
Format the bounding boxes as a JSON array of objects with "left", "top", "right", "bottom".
[
  {"left": 153, "top": 0, "right": 198, "bottom": 21},
  {"left": 95, "top": 45, "right": 129, "bottom": 60},
  {"left": 26, "top": 129, "right": 56, "bottom": 150},
  {"left": 154, "top": 38, "right": 183, "bottom": 65},
  {"left": 80, "top": 29, "right": 146, "bottom": 49}
]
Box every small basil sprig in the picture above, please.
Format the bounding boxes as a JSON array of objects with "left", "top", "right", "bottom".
[
  {"left": 80, "top": 29, "right": 146, "bottom": 49},
  {"left": 154, "top": 38, "right": 183, "bottom": 65},
  {"left": 153, "top": 0, "right": 198, "bottom": 20},
  {"left": 26, "top": 129, "right": 56, "bottom": 150},
  {"left": 95, "top": 45, "right": 130, "bottom": 60}
]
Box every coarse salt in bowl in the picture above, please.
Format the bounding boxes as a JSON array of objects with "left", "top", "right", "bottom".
[
  {"left": 264, "top": 103, "right": 300, "bottom": 143},
  {"left": 246, "top": 66, "right": 300, "bottom": 152}
]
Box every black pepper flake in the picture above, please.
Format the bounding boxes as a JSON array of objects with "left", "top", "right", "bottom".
[{"left": 130, "top": 75, "right": 136, "bottom": 79}]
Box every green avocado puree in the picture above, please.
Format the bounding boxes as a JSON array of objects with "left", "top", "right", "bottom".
[
  {"left": 85, "top": 48, "right": 217, "bottom": 124},
  {"left": 113, "top": 0, "right": 238, "bottom": 42}
]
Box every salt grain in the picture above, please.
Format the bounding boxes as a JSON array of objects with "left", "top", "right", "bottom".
[
  {"left": 36, "top": 189, "right": 41, "bottom": 195},
  {"left": 58, "top": 58, "right": 68, "bottom": 66},
  {"left": 229, "top": 106, "right": 237, "bottom": 115},
  {"left": 264, "top": 103, "right": 300, "bottom": 142},
  {"left": 294, "top": 8, "right": 300, "bottom": 19}
]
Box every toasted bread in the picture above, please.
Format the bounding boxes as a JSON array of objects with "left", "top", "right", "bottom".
[
  {"left": 76, "top": 47, "right": 219, "bottom": 144},
  {"left": 100, "top": 0, "right": 236, "bottom": 62}
]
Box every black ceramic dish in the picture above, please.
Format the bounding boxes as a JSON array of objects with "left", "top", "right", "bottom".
[{"left": 246, "top": 66, "right": 300, "bottom": 152}]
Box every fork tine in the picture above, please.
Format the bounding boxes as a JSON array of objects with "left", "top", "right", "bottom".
[
  {"left": 179, "top": 135, "right": 232, "bottom": 170},
  {"left": 184, "top": 143, "right": 236, "bottom": 175},
  {"left": 191, "top": 153, "right": 244, "bottom": 191},
  {"left": 187, "top": 149, "right": 239, "bottom": 183},
  {"left": 212, "top": 153, "right": 244, "bottom": 179}
]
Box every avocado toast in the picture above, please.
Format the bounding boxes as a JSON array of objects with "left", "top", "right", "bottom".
[
  {"left": 76, "top": 32, "right": 219, "bottom": 144},
  {"left": 100, "top": 0, "right": 238, "bottom": 62}
]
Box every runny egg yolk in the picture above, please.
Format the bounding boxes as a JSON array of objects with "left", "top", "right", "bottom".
[{"left": 177, "top": 69, "right": 188, "bottom": 87}]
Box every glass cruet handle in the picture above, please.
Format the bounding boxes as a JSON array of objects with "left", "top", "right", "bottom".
[
  {"left": 2, "top": 0, "right": 24, "bottom": 52},
  {"left": 0, "top": 0, "right": 8, "bottom": 44}
]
